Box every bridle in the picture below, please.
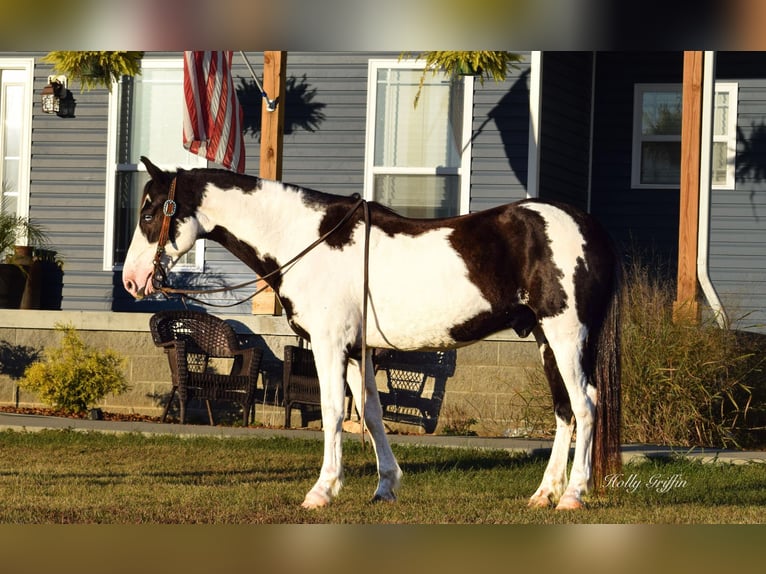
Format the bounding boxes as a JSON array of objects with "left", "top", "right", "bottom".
[
  {"left": 150, "top": 176, "right": 178, "bottom": 291},
  {"left": 148, "top": 174, "right": 372, "bottom": 443}
]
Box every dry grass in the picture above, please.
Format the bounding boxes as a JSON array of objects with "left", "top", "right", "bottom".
[{"left": 620, "top": 258, "right": 766, "bottom": 448}]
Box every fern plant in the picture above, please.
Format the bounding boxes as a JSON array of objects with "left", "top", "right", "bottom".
[
  {"left": 41, "top": 51, "right": 143, "bottom": 91},
  {"left": 401, "top": 51, "right": 523, "bottom": 106},
  {"left": 20, "top": 323, "right": 129, "bottom": 413}
]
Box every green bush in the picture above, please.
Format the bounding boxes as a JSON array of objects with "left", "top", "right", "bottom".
[
  {"left": 621, "top": 259, "right": 765, "bottom": 449},
  {"left": 20, "top": 323, "right": 129, "bottom": 413}
]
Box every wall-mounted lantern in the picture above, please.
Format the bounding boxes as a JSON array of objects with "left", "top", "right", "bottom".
[{"left": 41, "top": 75, "right": 75, "bottom": 118}]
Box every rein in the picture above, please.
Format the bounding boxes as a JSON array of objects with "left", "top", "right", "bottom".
[{"left": 151, "top": 178, "right": 367, "bottom": 307}]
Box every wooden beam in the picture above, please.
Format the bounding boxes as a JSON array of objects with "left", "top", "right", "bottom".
[
  {"left": 674, "top": 51, "right": 704, "bottom": 322},
  {"left": 253, "top": 51, "right": 287, "bottom": 315},
  {"left": 259, "top": 51, "right": 287, "bottom": 180}
]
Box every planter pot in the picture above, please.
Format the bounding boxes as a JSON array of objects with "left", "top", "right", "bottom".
[{"left": 0, "top": 264, "right": 27, "bottom": 309}]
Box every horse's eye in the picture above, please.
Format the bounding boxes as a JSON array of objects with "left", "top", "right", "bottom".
[{"left": 142, "top": 214, "right": 153, "bottom": 223}]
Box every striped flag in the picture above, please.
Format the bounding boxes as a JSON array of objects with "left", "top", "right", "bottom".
[{"left": 183, "top": 51, "right": 246, "bottom": 173}]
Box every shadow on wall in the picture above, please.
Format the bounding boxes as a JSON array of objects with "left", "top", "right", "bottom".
[
  {"left": 468, "top": 69, "right": 531, "bottom": 188},
  {"left": 237, "top": 74, "right": 327, "bottom": 140},
  {"left": 0, "top": 340, "right": 40, "bottom": 380},
  {"left": 736, "top": 122, "right": 766, "bottom": 221}
]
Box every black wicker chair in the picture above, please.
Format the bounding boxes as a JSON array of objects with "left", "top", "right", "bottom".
[
  {"left": 282, "top": 345, "right": 456, "bottom": 433},
  {"left": 282, "top": 345, "right": 322, "bottom": 427},
  {"left": 150, "top": 310, "right": 263, "bottom": 426}
]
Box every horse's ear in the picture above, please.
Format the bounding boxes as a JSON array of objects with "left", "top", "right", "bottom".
[{"left": 140, "top": 156, "right": 171, "bottom": 185}]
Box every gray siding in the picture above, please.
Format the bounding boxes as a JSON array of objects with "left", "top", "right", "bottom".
[
  {"left": 709, "top": 52, "right": 766, "bottom": 332},
  {"left": 469, "top": 55, "right": 531, "bottom": 211},
  {"left": 538, "top": 51, "right": 593, "bottom": 211},
  {"left": 28, "top": 55, "right": 112, "bottom": 311}
]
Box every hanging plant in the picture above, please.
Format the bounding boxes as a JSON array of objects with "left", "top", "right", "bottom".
[
  {"left": 41, "top": 51, "right": 144, "bottom": 91},
  {"left": 401, "top": 51, "right": 523, "bottom": 107}
]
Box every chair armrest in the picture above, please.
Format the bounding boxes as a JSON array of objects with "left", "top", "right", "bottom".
[{"left": 230, "top": 346, "right": 264, "bottom": 380}]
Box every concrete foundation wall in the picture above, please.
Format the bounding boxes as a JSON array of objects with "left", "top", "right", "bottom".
[{"left": 0, "top": 310, "right": 548, "bottom": 436}]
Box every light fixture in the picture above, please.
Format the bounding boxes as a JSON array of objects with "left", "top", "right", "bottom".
[{"left": 41, "top": 75, "right": 75, "bottom": 117}]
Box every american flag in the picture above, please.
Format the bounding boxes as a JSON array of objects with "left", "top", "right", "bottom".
[{"left": 182, "top": 51, "right": 246, "bottom": 173}]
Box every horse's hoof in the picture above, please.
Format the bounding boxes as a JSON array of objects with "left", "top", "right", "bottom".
[
  {"left": 301, "top": 491, "right": 330, "bottom": 509},
  {"left": 371, "top": 493, "right": 397, "bottom": 504},
  {"left": 527, "top": 495, "right": 552, "bottom": 509},
  {"left": 555, "top": 495, "right": 585, "bottom": 510}
]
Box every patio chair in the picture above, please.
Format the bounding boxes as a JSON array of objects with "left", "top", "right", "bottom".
[
  {"left": 374, "top": 349, "right": 456, "bottom": 433},
  {"left": 150, "top": 310, "right": 263, "bottom": 426}
]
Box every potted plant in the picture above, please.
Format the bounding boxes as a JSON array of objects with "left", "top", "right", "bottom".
[
  {"left": 401, "top": 51, "right": 523, "bottom": 107},
  {"left": 41, "top": 51, "right": 143, "bottom": 91},
  {"left": 0, "top": 210, "right": 49, "bottom": 309}
]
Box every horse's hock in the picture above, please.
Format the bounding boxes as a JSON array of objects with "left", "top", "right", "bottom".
[{"left": 0, "top": 310, "right": 543, "bottom": 436}]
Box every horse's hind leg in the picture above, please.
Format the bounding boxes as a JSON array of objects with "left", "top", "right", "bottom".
[
  {"left": 537, "top": 318, "right": 597, "bottom": 510},
  {"left": 528, "top": 327, "right": 575, "bottom": 508},
  {"left": 346, "top": 351, "right": 403, "bottom": 502}
]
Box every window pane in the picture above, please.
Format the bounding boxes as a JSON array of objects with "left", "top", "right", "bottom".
[
  {"left": 113, "top": 171, "right": 147, "bottom": 264},
  {"left": 120, "top": 67, "right": 189, "bottom": 166},
  {"left": 641, "top": 141, "right": 680, "bottom": 185},
  {"left": 373, "top": 174, "right": 459, "bottom": 218},
  {"left": 113, "top": 63, "right": 197, "bottom": 267},
  {"left": 712, "top": 141, "right": 728, "bottom": 186},
  {"left": 713, "top": 92, "right": 729, "bottom": 137},
  {"left": 1, "top": 81, "right": 22, "bottom": 214},
  {"left": 642, "top": 91, "right": 682, "bottom": 136},
  {"left": 374, "top": 69, "right": 461, "bottom": 169}
]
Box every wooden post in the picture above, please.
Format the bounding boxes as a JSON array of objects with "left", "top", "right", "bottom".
[
  {"left": 253, "top": 51, "right": 287, "bottom": 315},
  {"left": 673, "top": 51, "right": 704, "bottom": 322},
  {"left": 259, "top": 51, "right": 287, "bottom": 180}
]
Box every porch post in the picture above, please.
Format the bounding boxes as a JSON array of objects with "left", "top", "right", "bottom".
[
  {"left": 259, "top": 51, "right": 287, "bottom": 180},
  {"left": 673, "top": 51, "right": 704, "bottom": 322},
  {"left": 253, "top": 51, "right": 287, "bottom": 315}
]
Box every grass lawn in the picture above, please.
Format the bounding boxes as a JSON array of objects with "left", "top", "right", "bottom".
[{"left": 0, "top": 429, "right": 763, "bottom": 524}]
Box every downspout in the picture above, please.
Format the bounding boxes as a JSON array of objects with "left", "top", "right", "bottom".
[
  {"left": 697, "top": 50, "right": 730, "bottom": 328},
  {"left": 586, "top": 51, "right": 597, "bottom": 213},
  {"left": 526, "top": 51, "right": 542, "bottom": 199}
]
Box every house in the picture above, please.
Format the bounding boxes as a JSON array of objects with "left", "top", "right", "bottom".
[{"left": 1, "top": 51, "right": 764, "bottom": 430}]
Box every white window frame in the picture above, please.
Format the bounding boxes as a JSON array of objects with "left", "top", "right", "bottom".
[
  {"left": 364, "top": 59, "right": 473, "bottom": 216},
  {"left": 103, "top": 57, "right": 206, "bottom": 271},
  {"left": 632, "top": 82, "right": 738, "bottom": 190},
  {"left": 711, "top": 82, "right": 738, "bottom": 190},
  {"left": 0, "top": 58, "right": 34, "bottom": 228}
]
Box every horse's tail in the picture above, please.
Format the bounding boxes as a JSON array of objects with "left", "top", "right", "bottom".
[{"left": 591, "top": 263, "right": 622, "bottom": 490}]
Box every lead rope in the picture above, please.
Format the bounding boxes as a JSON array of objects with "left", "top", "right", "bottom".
[
  {"left": 359, "top": 200, "right": 371, "bottom": 448},
  {"left": 153, "top": 191, "right": 367, "bottom": 307}
]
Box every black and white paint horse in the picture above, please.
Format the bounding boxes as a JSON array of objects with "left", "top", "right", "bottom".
[{"left": 123, "top": 157, "right": 621, "bottom": 511}]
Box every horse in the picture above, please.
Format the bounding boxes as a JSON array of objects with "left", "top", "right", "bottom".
[{"left": 123, "top": 156, "right": 622, "bottom": 511}]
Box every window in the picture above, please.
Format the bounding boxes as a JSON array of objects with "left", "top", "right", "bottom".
[
  {"left": 632, "top": 83, "right": 738, "bottom": 189},
  {"left": 364, "top": 60, "right": 472, "bottom": 218},
  {"left": 0, "top": 60, "right": 33, "bottom": 239},
  {"left": 104, "top": 58, "right": 206, "bottom": 270}
]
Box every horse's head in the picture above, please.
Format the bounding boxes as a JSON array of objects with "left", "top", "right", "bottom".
[{"left": 122, "top": 157, "right": 202, "bottom": 299}]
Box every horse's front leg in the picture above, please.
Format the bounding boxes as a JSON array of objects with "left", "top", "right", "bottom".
[
  {"left": 301, "top": 342, "right": 349, "bottom": 509},
  {"left": 347, "top": 351, "right": 402, "bottom": 503}
]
